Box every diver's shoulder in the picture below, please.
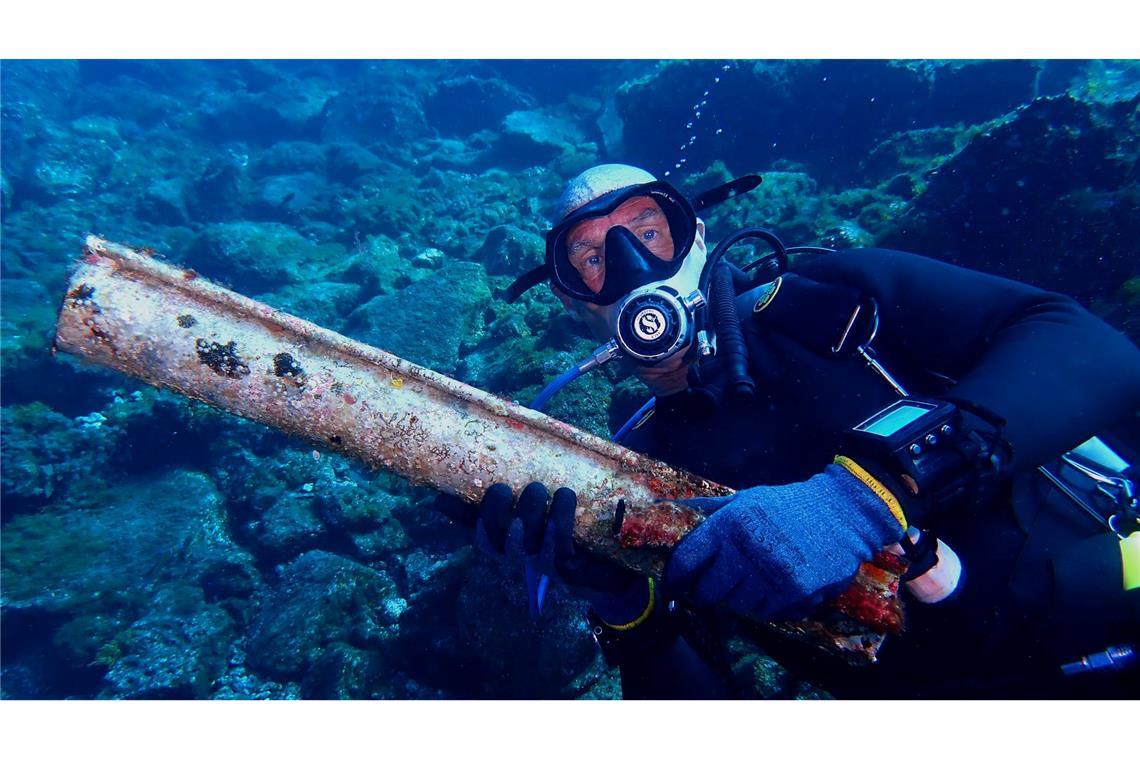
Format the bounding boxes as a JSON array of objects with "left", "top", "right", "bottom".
[{"left": 789, "top": 246, "right": 933, "bottom": 276}]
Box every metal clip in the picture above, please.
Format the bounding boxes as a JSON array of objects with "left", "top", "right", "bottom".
[{"left": 1058, "top": 452, "right": 1137, "bottom": 538}]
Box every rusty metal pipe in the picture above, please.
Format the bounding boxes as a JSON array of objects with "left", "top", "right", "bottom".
[{"left": 54, "top": 236, "right": 899, "bottom": 662}]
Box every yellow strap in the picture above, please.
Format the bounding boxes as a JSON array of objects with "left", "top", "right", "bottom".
[
  {"left": 834, "top": 455, "right": 908, "bottom": 531},
  {"left": 601, "top": 577, "right": 657, "bottom": 631},
  {"left": 1121, "top": 532, "right": 1140, "bottom": 592}
]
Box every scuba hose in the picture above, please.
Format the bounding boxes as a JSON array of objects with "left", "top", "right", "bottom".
[
  {"left": 709, "top": 262, "right": 755, "bottom": 402},
  {"left": 613, "top": 396, "right": 657, "bottom": 443},
  {"left": 530, "top": 364, "right": 583, "bottom": 412}
]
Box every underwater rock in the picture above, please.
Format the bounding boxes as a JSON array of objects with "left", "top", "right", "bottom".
[
  {"left": 393, "top": 549, "right": 609, "bottom": 698},
  {"left": 425, "top": 75, "right": 535, "bottom": 136},
  {"left": 325, "top": 142, "right": 386, "bottom": 183},
  {"left": 415, "top": 136, "right": 497, "bottom": 172},
  {"left": 718, "top": 634, "right": 829, "bottom": 699},
  {"left": 137, "top": 177, "right": 190, "bottom": 226},
  {"left": 249, "top": 171, "right": 332, "bottom": 223},
  {"left": 187, "top": 156, "right": 251, "bottom": 222},
  {"left": 0, "top": 401, "right": 122, "bottom": 515},
  {"left": 252, "top": 490, "right": 329, "bottom": 560},
  {"left": 196, "top": 77, "right": 330, "bottom": 143},
  {"left": 245, "top": 550, "right": 401, "bottom": 690},
  {"left": 0, "top": 277, "right": 57, "bottom": 378},
  {"left": 100, "top": 588, "right": 235, "bottom": 699},
  {"left": 881, "top": 94, "right": 1140, "bottom": 306},
  {"left": 1, "top": 470, "right": 251, "bottom": 615},
  {"left": 320, "top": 76, "right": 430, "bottom": 146},
  {"left": 303, "top": 641, "right": 387, "bottom": 699},
  {"left": 494, "top": 109, "right": 589, "bottom": 167},
  {"left": 256, "top": 280, "right": 362, "bottom": 331},
  {"left": 29, "top": 157, "right": 99, "bottom": 203},
  {"left": 344, "top": 261, "right": 491, "bottom": 375},
  {"left": 541, "top": 363, "right": 619, "bottom": 439},
  {"left": 0, "top": 60, "right": 80, "bottom": 121},
  {"left": 315, "top": 477, "right": 413, "bottom": 557},
  {"left": 0, "top": 470, "right": 255, "bottom": 695},
  {"left": 411, "top": 247, "right": 445, "bottom": 269},
  {"left": 477, "top": 224, "right": 544, "bottom": 276},
  {"left": 616, "top": 60, "right": 1072, "bottom": 183},
  {"left": 251, "top": 140, "right": 328, "bottom": 177},
  {"left": 699, "top": 169, "right": 824, "bottom": 245},
  {"left": 184, "top": 221, "right": 322, "bottom": 292},
  {"left": 861, "top": 125, "right": 964, "bottom": 183},
  {"left": 457, "top": 334, "right": 548, "bottom": 397},
  {"left": 324, "top": 233, "right": 414, "bottom": 299}
]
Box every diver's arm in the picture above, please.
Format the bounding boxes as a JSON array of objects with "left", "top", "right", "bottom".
[{"left": 795, "top": 248, "right": 1140, "bottom": 472}]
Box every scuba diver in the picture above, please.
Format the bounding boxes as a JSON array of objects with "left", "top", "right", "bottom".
[{"left": 435, "top": 163, "right": 1140, "bottom": 698}]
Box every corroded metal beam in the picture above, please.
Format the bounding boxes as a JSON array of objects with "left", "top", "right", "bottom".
[{"left": 54, "top": 236, "right": 901, "bottom": 663}]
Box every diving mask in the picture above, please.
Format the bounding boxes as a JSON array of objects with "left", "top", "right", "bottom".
[
  {"left": 504, "top": 173, "right": 764, "bottom": 367},
  {"left": 546, "top": 181, "right": 698, "bottom": 306}
]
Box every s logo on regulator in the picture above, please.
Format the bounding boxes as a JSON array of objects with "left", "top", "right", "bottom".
[{"left": 633, "top": 308, "right": 666, "bottom": 341}]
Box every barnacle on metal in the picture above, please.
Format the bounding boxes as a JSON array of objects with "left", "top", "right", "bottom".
[{"left": 54, "top": 236, "right": 902, "bottom": 663}]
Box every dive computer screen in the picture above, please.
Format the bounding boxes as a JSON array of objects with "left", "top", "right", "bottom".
[{"left": 856, "top": 400, "right": 937, "bottom": 438}]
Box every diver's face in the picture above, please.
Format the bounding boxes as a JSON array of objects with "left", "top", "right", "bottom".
[
  {"left": 555, "top": 218, "right": 707, "bottom": 397},
  {"left": 564, "top": 196, "right": 675, "bottom": 294}
]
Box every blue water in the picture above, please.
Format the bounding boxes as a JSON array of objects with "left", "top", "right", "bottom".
[{"left": 1, "top": 59, "right": 1137, "bottom": 699}]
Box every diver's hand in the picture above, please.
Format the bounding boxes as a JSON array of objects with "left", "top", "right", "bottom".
[
  {"left": 663, "top": 464, "right": 906, "bottom": 621},
  {"left": 434, "top": 483, "right": 653, "bottom": 625}
]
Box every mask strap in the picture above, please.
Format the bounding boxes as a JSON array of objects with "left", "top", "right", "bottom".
[
  {"left": 503, "top": 265, "right": 549, "bottom": 303},
  {"left": 691, "top": 175, "right": 763, "bottom": 213}
]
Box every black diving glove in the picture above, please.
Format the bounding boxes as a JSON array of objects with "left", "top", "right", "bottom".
[{"left": 434, "top": 484, "right": 656, "bottom": 627}]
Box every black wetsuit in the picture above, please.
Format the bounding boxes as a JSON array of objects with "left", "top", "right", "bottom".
[{"left": 619, "top": 248, "right": 1140, "bottom": 699}]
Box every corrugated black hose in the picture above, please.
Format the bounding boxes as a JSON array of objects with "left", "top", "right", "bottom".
[{"left": 710, "top": 262, "right": 755, "bottom": 402}]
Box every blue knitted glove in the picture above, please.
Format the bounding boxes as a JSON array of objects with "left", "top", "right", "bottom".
[{"left": 663, "top": 464, "right": 906, "bottom": 621}]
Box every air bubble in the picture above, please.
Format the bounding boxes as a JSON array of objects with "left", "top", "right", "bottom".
[
  {"left": 715, "top": 128, "right": 723, "bottom": 135},
  {"left": 686, "top": 122, "right": 693, "bottom": 128},
  {"left": 675, "top": 163, "right": 682, "bottom": 169},
  {"left": 689, "top": 136, "right": 696, "bottom": 144},
  {"left": 714, "top": 77, "right": 720, "bottom": 83},
  {"left": 703, "top": 90, "right": 709, "bottom": 96},
  {"left": 695, "top": 111, "right": 701, "bottom": 118},
  {"left": 722, "top": 64, "right": 730, "bottom": 71}
]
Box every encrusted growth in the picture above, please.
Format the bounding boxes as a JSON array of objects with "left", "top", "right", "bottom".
[
  {"left": 195, "top": 339, "right": 250, "bottom": 378},
  {"left": 272, "top": 352, "right": 305, "bottom": 382}
]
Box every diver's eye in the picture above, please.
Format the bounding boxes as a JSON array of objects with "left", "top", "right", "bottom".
[
  {"left": 586, "top": 255, "right": 602, "bottom": 268},
  {"left": 642, "top": 229, "right": 658, "bottom": 242}
]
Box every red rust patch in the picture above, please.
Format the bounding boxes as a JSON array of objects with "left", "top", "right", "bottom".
[
  {"left": 829, "top": 556, "right": 905, "bottom": 634},
  {"left": 343, "top": 392, "right": 356, "bottom": 405},
  {"left": 617, "top": 501, "right": 702, "bottom": 549}
]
